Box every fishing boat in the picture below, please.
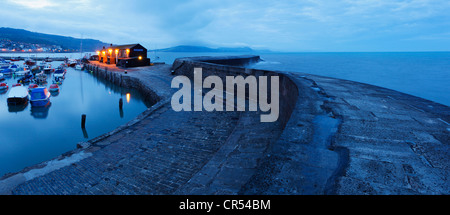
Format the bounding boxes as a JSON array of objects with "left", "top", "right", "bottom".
[
  {"left": 30, "top": 87, "right": 51, "bottom": 107},
  {"left": 10, "top": 57, "right": 21, "bottom": 62},
  {"left": 44, "top": 57, "right": 53, "bottom": 62},
  {"left": 12, "top": 83, "right": 22, "bottom": 87},
  {"left": 7, "top": 86, "right": 29, "bottom": 105},
  {"left": 0, "top": 82, "right": 8, "bottom": 91},
  {"left": 49, "top": 84, "right": 59, "bottom": 92}
]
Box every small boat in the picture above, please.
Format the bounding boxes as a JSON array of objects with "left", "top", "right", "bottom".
[
  {"left": 18, "top": 74, "right": 34, "bottom": 84},
  {"left": 10, "top": 57, "right": 21, "bottom": 62},
  {"left": 49, "top": 84, "right": 59, "bottom": 92},
  {"left": 0, "top": 73, "right": 3, "bottom": 81},
  {"left": 44, "top": 57, "right": 53, "bottom": 62},
  {"left": 75, "top": 64, "right": 83, "bottom": 70},
  {"left": 25, "top": 58, "right": 37, "bottom": 66},
  {"left": 43, "top": 64, "right": 53, "bottom": 73},
  {"left": 7, "top": 86, "right": 29, "bottom": 105},
  {"left": 15, "top": 68, "right": 30, "bottom": 76},
  {"left": 30, "top": 87, "right": 51, "bottom": 107},
  {"left": 67, "top": 59, "right": 77, "bottom": 67},
  {"left": 9, "top": 64, "right": 18, "bottom": 72},
  {"left": 1, "top": 68, "right": 13, "bottom": 76},
  {"left": 0, "top": 62, "right": 10, "bottom": 70},
  {"left": 35, "top": 72, "right": 47, "bottom": 84},
  {"left": 12, "top": 83, "right": 22, "bottom": 87},
  {"left": 28, "top": 83, "right": 39, "bottom": 91},
  {"left": 0, "top": 82, "right": 8, "bottom": 91},
  {"left": 53, "top": 68, "right": 66, "bottom": 79}
]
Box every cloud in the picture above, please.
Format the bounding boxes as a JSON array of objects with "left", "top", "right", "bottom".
[{"left": 0, "top": 0, "right": 449, "bottom": 51}]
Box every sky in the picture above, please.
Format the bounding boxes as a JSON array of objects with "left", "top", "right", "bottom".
[{"left": 0, "top": 0, "right": 449, "bottom": 52}]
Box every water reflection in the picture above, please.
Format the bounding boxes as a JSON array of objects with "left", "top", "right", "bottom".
[
  {"left": 30, "top": 102, "right": 51, "bottom": 119},
  {"left": 8, "top": 102, "right": 28, "bottom": 113}
]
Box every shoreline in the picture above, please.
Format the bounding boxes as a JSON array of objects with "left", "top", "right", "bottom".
[{"left": 0, "top": 55, "right": 448, "bottom": 195}]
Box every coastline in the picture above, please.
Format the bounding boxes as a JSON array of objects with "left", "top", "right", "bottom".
[{"left": 0, "top": 55, "right": 448, "bottom": 194}]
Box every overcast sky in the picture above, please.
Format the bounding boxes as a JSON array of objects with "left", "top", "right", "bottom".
[{"left": 1, "top": 0, "right": 449, "bottom": 52}]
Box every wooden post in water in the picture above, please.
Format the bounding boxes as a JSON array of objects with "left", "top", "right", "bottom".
[
  {"left": 119, "top": 98, "right": 123, "bottom": 110},
  {"left": 81, "top": 114, "right": 86, "bottom": 129}
]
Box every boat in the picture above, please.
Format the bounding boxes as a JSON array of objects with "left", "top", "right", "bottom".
[
  {"left": 44, "top": 57, "right": 53, "bottom": 62},
  {"left": 10, "top": 57, "right": 21, "bottom": 62},
  {"left": 53, "top": 68, "right": 66, "bottom": 79},
  {"left": 28, "top": 83, "right": 39, "bottom": 91},
  {"left": 1, "top": 68, "right": 12, "bottom": 76},
  {"left": 25, "top": 58, "right": 37, "bottom": 66},
  {"left": 75, "top": 63, "right": 83, "bottom": 70},
  {"left": 0, "top": 73, "right": 4, "bottom": 81},
  {"left": 7, "top": 86, "right": 29, "bottom": 105},
  {"left": 49, "top": 84, "right": 59, "bottom": 92},
  {"left": 12, "top": 83, "right": 22, "bottom": 87},
  {"left": 0, "top": 59, "right": 10, "bottom": 70},
  {"left": 18, "top": 74, "right": 33, "bottom": 84},
  {"left": 35, "top": 72, "right": 47, "bottom": 84},
  {"left": 15, "top": 68, "right": 31, "bottom": 76},
  {"left": 30, "top": 87, "right": 51, "bottom": 107},
  {"left": 43, "top": 63, "right": 53, "bottom": 73},
  {"left": 67, "top": 59, "right": 77, "bottom": 67},
  {"left": 9, "top": 64, "right": 18, "bottom": 72},
  {"left": 0, "top": 82, "right": 8, "bottom": 91}
]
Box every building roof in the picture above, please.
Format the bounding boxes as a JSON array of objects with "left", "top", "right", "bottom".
[{"left": 103, "top": 44, "right": 143, "bottom": 50}]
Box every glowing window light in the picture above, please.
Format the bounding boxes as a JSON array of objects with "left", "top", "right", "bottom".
[
  {"left": 138, "top": 56, "right": 142, "bottom": 60},
  {"left": 115, "top": 49, "right": 119, "bottom": 54}
]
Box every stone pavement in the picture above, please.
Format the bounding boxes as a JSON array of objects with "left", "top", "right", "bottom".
[{"left": 0, "top": 57, "right": 448, "bottom": 195}]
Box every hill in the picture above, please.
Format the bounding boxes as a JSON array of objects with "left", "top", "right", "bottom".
[{"left": 0, "top": 27, "right": 108, "bottom": 51}]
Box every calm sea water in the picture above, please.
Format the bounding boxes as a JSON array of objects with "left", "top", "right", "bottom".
[
  {"left": 0, "top": 61, "right": 148, "bottom": 177},
  {"left": 150, "top": 51, "right": 450, "bottom": 107}
]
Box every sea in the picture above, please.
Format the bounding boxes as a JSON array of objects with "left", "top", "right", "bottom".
[{"left": 149, "top": 51, "right": 450, "bottom": 107}]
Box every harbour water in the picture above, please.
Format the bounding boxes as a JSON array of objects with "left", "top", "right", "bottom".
[
  {"left": 0, "top": 60, "right": 148, "bottom": 177},
  {"left": 149, "top": 51, "right": 450, "bottom": 107}
]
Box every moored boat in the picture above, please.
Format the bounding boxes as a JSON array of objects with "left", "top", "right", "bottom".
[
  {"left": 49, "top": 84, "right": 59, "bottom": 92},
  {"left": 12, "top": 83, "right": 22, "bottom": 87},
  {"left": 1, "top": 68, "right": 13, "bottom": 76},
  {"left": 0, "top": 82, "right": 8, "bottom": 91},
  {"left": 25, "top": 58, "right": 36, "bottom": 66},
  {"left": 67, "top": 59, "right": 77, "bottom": 67},
  {"left": 28, "top": 83, "right": 39, "bottom": 91},
  {"left": 53, "top": 68, "right": 66, "bottom": 80},
  {"left": 43, "top": 63, "right": 53, "bottom": 73},
  {"left": 18, "top": 74, "right": 33, "bottom": 84},
  {"left": 30, "top": 87, "right": 51, "bottom": 107},
  {"left": 7, "top": 86, "right": 29, "bottom": 105}
]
